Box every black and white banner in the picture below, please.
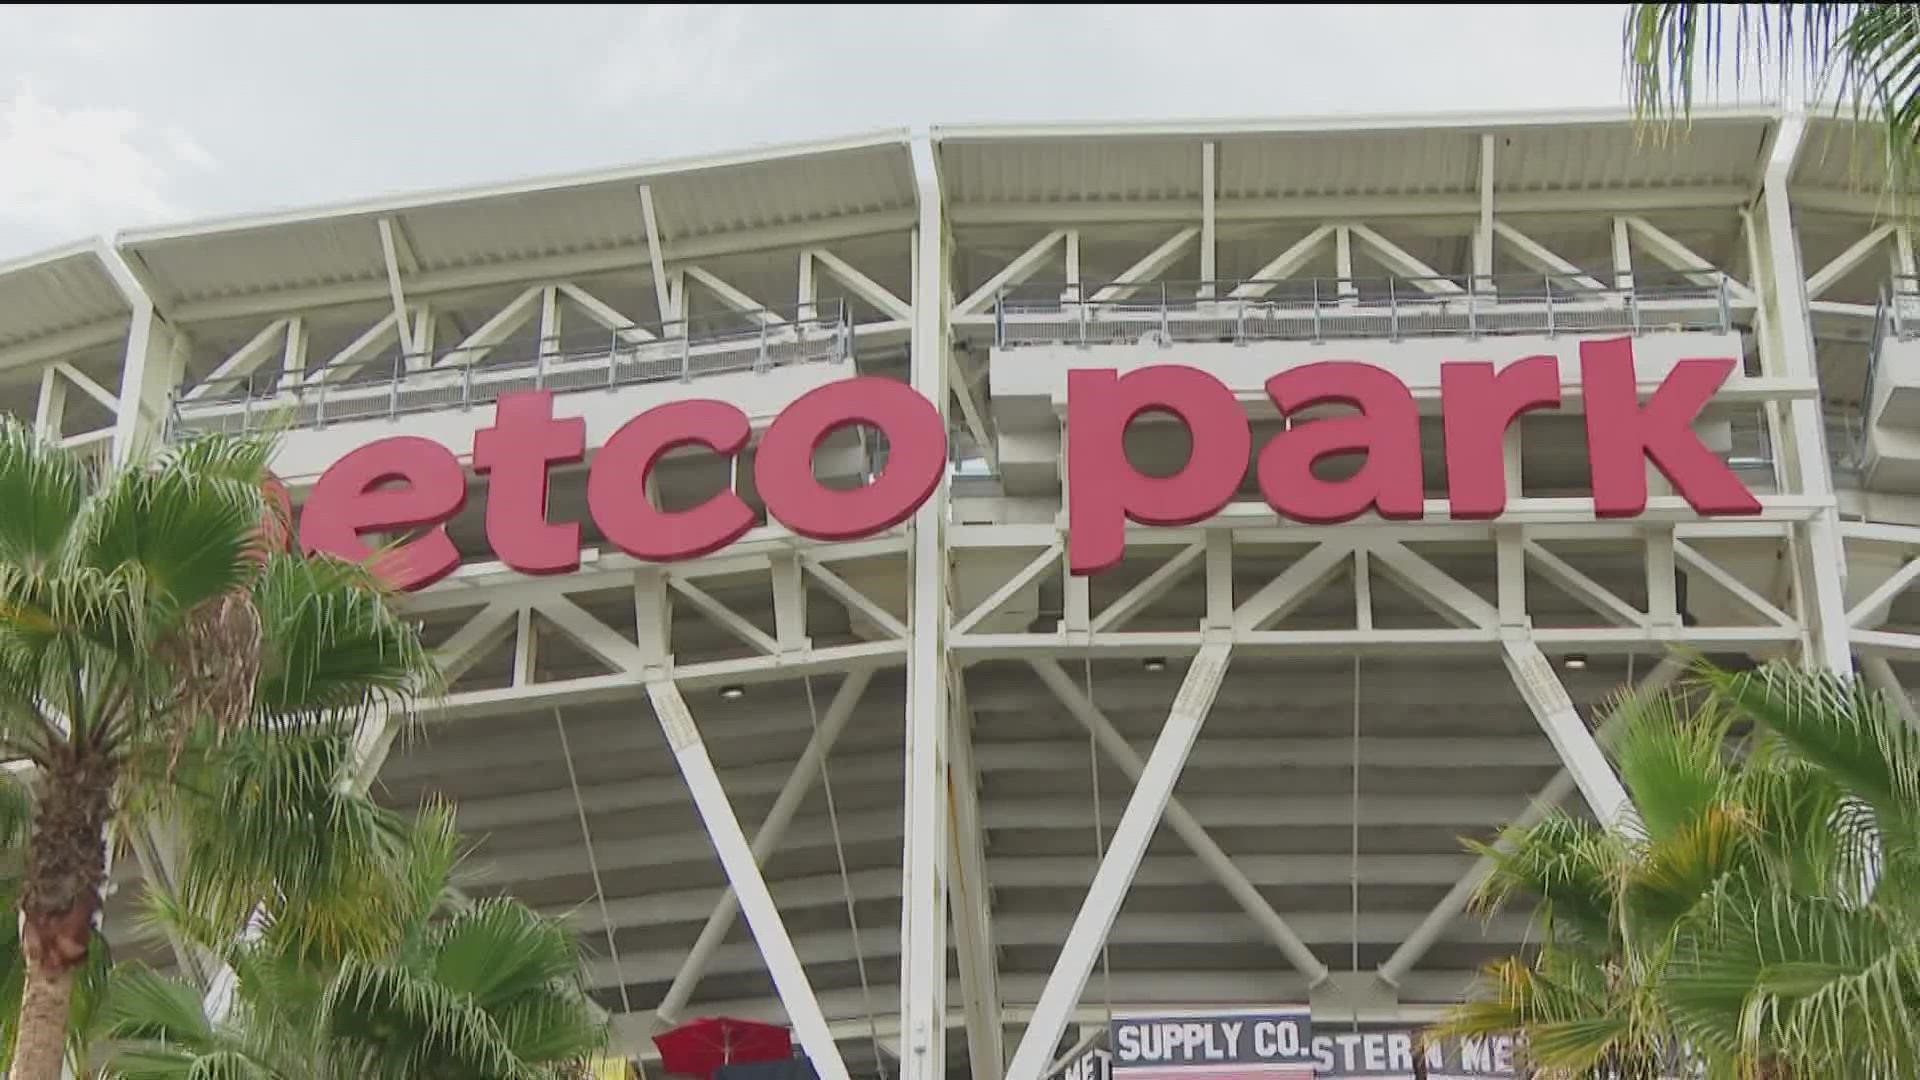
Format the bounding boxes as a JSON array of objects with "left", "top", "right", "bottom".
[
  {"left": 1059, "top": 1014, "right": 1520, "bottom": 1080},
  {"left": 1110, "top": 1011, "right": 1316, "bottom": 1080},
  {"left": 1309, "top": 1027, "right": 1520, "bottom": 1078}
]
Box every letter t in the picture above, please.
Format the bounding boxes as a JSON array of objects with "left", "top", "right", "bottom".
[{"left": 474, "top": 390, "right": 586, "bottom": 573}]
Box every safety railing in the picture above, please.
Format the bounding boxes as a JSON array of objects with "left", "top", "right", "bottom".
[
  {"left": 168, "top": 299, "right": 853, "bottom": 439},
  {"left": 993, "top": 272, "right": 1732, "bottom": 349},
  {"left": 1890, "top": 275, "right": 1920, "bottom": 341},
  {"left": 1857, "top": 279, "right": 1920, "bottom": 443}
]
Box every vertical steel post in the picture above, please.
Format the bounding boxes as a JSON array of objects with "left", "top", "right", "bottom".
[{"left": 900, "top": 134, "right": 953, "bottom": 1080}]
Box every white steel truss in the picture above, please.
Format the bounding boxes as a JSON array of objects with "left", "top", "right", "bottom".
[{"left": 22, "top": 108, "right": 1920, "bottom": 1080}]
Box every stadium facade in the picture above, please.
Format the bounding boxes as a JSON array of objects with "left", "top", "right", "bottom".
[{"left": 2, "top": 107, "right": 1916, "bottom": 1079}]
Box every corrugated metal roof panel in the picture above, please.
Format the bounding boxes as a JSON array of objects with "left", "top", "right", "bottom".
[
  {"left": 942, "top": 136, "right": 1204, "bottom": 206},
  {"left": 1791, "top": 116, "right": 1893, "bottom": 193},
  {"left": 0, "top": 244, "right": 130, "bottom": 351},
  {"left": 1217, "top": 129, "right": 1479, "bottom": 198},
  {"left": 1494, "top": 117, "right": 1771, "bottom": 191},
  {"left": 129, "top": 217, "right": 386, "bottom": 308},
  {"left": 118, "top": 133, "right": 917, "bottom": 320}
]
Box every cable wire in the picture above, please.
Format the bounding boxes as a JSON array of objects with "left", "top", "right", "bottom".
[
  {"left": 803, "top": 671, "right": 890, "bottom": 1080},
  {"left": 554, "top": 706, "right": 632, "bottom": 1014}
]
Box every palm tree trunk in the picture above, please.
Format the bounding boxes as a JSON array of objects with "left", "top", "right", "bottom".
[
  {"left": 11, "top": 751, "right": 115, "bottom": 1080},
  {"left": 12, "top": 960, "right": 77, "bottom": 1080}
]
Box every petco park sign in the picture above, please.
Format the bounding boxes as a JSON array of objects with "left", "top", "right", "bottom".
[{"left": 295, "top": 337, "right": 1759, "bottom": 590}]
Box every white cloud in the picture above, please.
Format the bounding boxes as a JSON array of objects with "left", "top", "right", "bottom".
[
  {"left": 587, "top": 5, "right": 784, "bottom": 109},
  {"left": 0, "top": 81, "right": 202, "bottom": 241}
]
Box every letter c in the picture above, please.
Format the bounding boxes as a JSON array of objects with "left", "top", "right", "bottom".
[{"left": 588, "top": 400, "right": 756, "bottom": 561}]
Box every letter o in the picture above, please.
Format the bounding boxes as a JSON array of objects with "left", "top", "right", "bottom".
[
  {"left": 756, "top": 377, "right": 946, "bottom": 540},
  {"left": 588, "top": 399, "right": 756, "bottom": 561}
]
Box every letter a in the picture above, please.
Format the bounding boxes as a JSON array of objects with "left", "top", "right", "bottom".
[
  {"left": 1260, "top": 361, "right": 1423, "bottom": 523},
  {"left": 1581, "top": 337, "right": 1760, "bottom": 517}
]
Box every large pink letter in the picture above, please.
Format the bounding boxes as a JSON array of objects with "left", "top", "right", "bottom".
[
  {"left": 588, "top": 400, "right": 757, "bottom": 561},
  {"left": 1259, "top": 362, "right": 1423, "bottom": 524},
  {"left": 1442, "top": 356, "right": 1561, "bottom": 519},
  {"left": 473, "top": 391, "right": 585, "bottom": 574},
  {"left": 1581, "top": 337, "right": 1760, "bottom": 517},
  {"left": 301, "top": 437, "right": 467, "bottom": 591},
  {"left": 1067, "top": 365, "right": 1251, "bottom": 575},
  {"left": 756, "top": 377, "right": 947, "bottom": 541}
]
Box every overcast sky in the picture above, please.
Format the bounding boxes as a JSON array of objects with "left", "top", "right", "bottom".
[{"left": 0, "top": 4, "right": 1718, "bottom": 260}]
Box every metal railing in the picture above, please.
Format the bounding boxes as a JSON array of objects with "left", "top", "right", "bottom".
[
  {"left": 168, "top": 299, "right": 854, "bottom": 439},
  {"left": 993, "top": 272, "right": 1732, "bottom": 349},
  {"left": 1857, "top": 279, "right": 1920, "bottom": 447}
]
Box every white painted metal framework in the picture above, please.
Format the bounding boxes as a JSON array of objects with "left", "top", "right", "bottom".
[{"left": 3, "top": 107, "right": 1917, "bottom": 1080}]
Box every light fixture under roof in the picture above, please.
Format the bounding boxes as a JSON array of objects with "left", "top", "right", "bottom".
[
  {"left": 1141, "top": 657, "right": 1168, "bottom": 673},
  {"left": 1563, "top": 654, "right": 1589, "bottom": 671},
  {"left": 718, "top": 684, "right": 747, "bottom": 700}
]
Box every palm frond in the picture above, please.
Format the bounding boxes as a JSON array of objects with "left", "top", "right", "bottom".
[
  {"left": 0, "top": 417, "right": 86, "bottom": 571},
  {"left": 1624, "top": 3, "right": 1920, "bottom": 192},
  {"left": 430, "top": 899, "right": 582, "bottom": 1009}
]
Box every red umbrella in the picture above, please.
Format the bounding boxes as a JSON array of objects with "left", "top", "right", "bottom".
[{"left": 653, "top": 1016, "right": 794, "bottom": 1079}]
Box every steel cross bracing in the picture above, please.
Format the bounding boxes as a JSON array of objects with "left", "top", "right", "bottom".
[{"left": 14, "top": 110, "right": 1920, "bottom": 1079}]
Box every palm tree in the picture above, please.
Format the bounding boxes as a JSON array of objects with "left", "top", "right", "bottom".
[
  {"left": 98, "top": 807, "right": 609, "bottom": 1080},
  {"left": 1624, "top": 5, "right": 1920, "bottom": 182},
  {"left": 1439, "top": 660, "right": 1920, "bottom": 1077},
  {"left": 0, "top": 417, "right": 438, "bottom": 1078}
]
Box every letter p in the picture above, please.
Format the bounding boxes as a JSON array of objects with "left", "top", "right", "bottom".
[{"left": 1067, "top": 366, "right": 1251, "bottom": 575}]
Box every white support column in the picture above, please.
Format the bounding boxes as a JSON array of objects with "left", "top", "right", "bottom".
[
  {"left": 1757, "top": 117, "right": 1851, "bottom": 674},
  {"left": 900, "top": 135, "right": 953, "bottom": 1080},
  {"left": 1611, "top": 217, "right": 1634, "bottom": 291},
  {"left": 1645, "top": 527, "right": 1679, "bottom": 627},
  {"left": 1005, "top": 643, "right": 1233, "bottom": 1080},
  {"left": 539, "top": 285, "right": 563, "bottom": 365},
  {"left": 411, "top": 305, "right": 436, "bottom": 368},
  {"left": 377, "top": 217, "right": 415, "bottom": 356},
  {"left": 1029, "top": 660, "right": 1327, "bottom": 983},
  {"left": 1064, "top": 230, "right": 1081, "bottom": 301},
  {"left": 949, "top": 673, "right": 1005, "bottom": 1080},
  {"left": 1199, "top": 142, "right": 1217, "bottom": 297},
  {"left": 35, "top": 365, "right": 67, "bottom": 437},
  {"left": 1205, "top": 531, "right": 1233, "bottom": 631},
  {"left": 1496, "top": 527, "right": 1526, "bottom": 628},
  {"left": 100, "top": 243, "right": 177, "bottom": 463},
  {"left": 798, "top": 249, "right": 817, "bottom": 321},
  {"left": 770, "top": 554, "right": 811, "bottom": 655},
  {"left": 654, "top": 668, "right": 873, "bottom": 1023},
  {"left": 633, "top": 567, "right": 674, "bottom": 674},
  {"left": 1896, "top": 226, "right": 1917, "bottom": 279},
  {"left": 1335, "top": 225, "right": 1357, "bottom": 303},
  {"left": 640, "top": 183, "right": 673, "bottom": 322},
  {"left": 1501, "top": 640, "right": 1632, "bottom": 826},
  {"left": 279, "top": 316, "right": 308, "bottom": 390},
  {"left": 1475, "top": 133, "right": 1495, "bottom": 285},
  {"left": 1375, "top": 659, "right": 1681, "bottom": 987},
  {"left": 647, "top": 680, "right": 853, "bottom": 1080}
]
